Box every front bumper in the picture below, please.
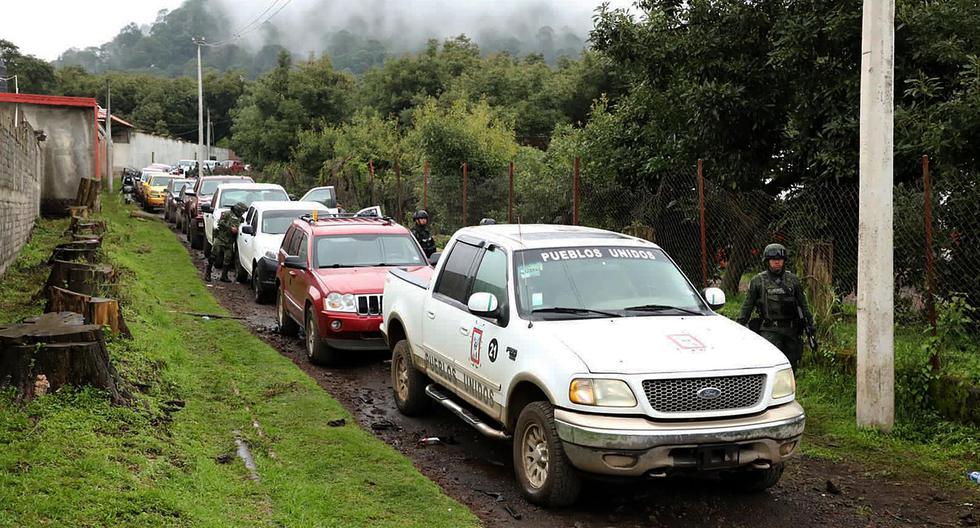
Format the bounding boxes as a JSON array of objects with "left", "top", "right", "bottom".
[
  {"left": 318, "top": 311, "right": 386, "bottom": 351},
  {"left": 254, "top": 257, "right": 278, "bottom": 287},
  {"left": 555, "top": 401, "right": 805, "bottom": 477}
]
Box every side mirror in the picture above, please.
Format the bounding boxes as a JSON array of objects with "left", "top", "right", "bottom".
[
  {"left": 184, "top": 190, "right": 196, "bottom": 196},
  {"left": 201, "top": 204, "right": 213, "bottom": 214},
  {"left": 241, "top": 225, "right": 254, "bottom": 236},
  {"left": 467, "top": 292, "right": 499, "bottom": 317},
  {"left": 282, "top": 255, "right": 306, "bottom": 270},
  {"left": 428, "top": 252, "right": 442, "bottom": 266},
  {"left": 704, "top": 287, "right": 726, "bottom": 310}
]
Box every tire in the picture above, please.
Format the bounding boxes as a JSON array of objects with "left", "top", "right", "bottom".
[
  {"left": 276, "top": 288, "right": 299, "bottom": 337},
  {"left": 203, "top": 238, "right": 212, "bottom": 259},
  {"left": 721, "top": 463, "right": 785, "bottom": 492},
  {"left": 235, "top": 255, "right": 248, "bottom": 283},
  {"left": 305, "top": 308, "right": 340, "bottom": 366},
  {"left": 253, "top": 267, "right": 272, "bottom": 304},
  {"left": 513, "top": 401, "right": 582, "bottom": 507},
  {"left": 176, "top": 212, "right": 183, "bottom": 230},
  {"left": 190, "top": 226, "right": 203, "bottom": 250},
  {"left": 391, "top": 340, "right": 430, "bottom": 416}
]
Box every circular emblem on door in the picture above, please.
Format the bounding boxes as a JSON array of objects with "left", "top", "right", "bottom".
[{"left": 697, "top": 387, "right": 722, "bottom": 400}]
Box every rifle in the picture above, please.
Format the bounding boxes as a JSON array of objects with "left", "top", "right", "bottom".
[{"left": 798, "top": 306, "right": 818, "bottom": 352}]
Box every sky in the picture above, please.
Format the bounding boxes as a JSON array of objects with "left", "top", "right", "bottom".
[{"left": 2, "top": 0, "right": 636, "bottom": 61}]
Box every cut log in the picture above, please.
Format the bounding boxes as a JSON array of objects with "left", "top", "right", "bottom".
[
  {"left": 45, "top": 260, "right": 116, "bottom": 297},
  {"left": 70, "top": 233, "right": 103, "bottom": 243},
  {"left": 74, "top": 177, "right": 100, "bottom": 210},
  {"left": 46, "top": 286, "right": 130, "bottom": 337},
  {"left": 66, "top": 217, "right": 107, "bottom": 236},
  {"left": 800, "top": 240, "right": 834, "bottom": 318},
  {"left": 0, "top": 312, "right": 128, "bottom": 404},
  {"left": 49, "top": 240, "right": 101, "bottom": 263},
  {"left": 66, "top": 205, "right": 89, "bottom": 219}
]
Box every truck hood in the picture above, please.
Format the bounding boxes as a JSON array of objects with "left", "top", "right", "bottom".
[
  {"left": 543, "top": 315, "right": 789, "bottom": 375},
  {"left": 315, "top": 265, "right": 429, "bottom": 294}
]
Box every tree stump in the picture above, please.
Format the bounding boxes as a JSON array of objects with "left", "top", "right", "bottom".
[
  {"left": 49, "top": 240, "right": 101, "bottom": 263},
  {"left": 800, "top": 240, "right": 834, "bottom": 317},
  {"left": 45, "top": 260, "right": 116, "bottom": 297},
  {"left": 46, "top": 286, "right": 130, "bottom": 337},
  {"left": 74, "top": 177, "right": 100, "bottom": 210},
  {"left": 0, "top": 312, "right": 128, "bottom": 404},
  {"left": 66, "top": 205, "right": 89, "bottom": 219},
  {"left": 66, "top": 217, "right": 107, "bottom": 236}
]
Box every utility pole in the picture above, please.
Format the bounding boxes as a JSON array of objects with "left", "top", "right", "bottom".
[
  {"left": 106, "top": 81, "right": 113, "bottom": 192},
  {"left": 193, "top": 37, "right": 205, "bottom": 179},
  {"left": 206, "top": 108, "right": 212, "bottom": 162},
  {"left": 857, "top": 0, "right": 895, "bottom": 431},
  {"left": 1, "top": 75, "right": 19, "bottom": 123}
]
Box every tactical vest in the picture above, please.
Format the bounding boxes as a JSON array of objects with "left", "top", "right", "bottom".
[{"left": 762, "top": 274, "right": 797, "bottom": 320}]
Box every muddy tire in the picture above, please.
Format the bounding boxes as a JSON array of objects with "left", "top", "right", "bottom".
[
  {"left": 203, "top": 238, "right": 212, "bottom": 259},
  {"left": 276, "top": 288, "right": 299, "bottom": 337},
  {"left": 513, "top": 401, "right": 581, "bottom": 507},
  {"left": 253, "top": 269, "right": 272, "bottom": 304},
  {"left": 391, "top": 340, "right": 430, "bottom": 416},
  {"left": 305, "top": 308, "right": 340, "bottom": 366},
  {"left": 190, "top": 226, "right": 203, "bottom": 250},
  {"left": 722, "top": 463, "right": 785, "bottom": 492}
]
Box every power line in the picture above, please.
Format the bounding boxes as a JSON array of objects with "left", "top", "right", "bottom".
[{"left": 203, "top": 0, "right": 293, "bottom": 48}]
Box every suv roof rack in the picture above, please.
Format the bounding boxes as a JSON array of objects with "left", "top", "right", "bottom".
[{"left": 298, "top": 213, "right": 394, "bottom": 226}]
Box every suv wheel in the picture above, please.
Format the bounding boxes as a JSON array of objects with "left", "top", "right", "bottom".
[
  {"left": 513, "top": 401, "right": 581, "bottom": 507},
  {"left": 305, "top": 308, "right": 340, "bottom": 366},
  {"left": 190, "top": 225, "right": 203, "bottom": 249},
  {"left": 722, "top": 463, "right": 785, "bottom": 492},
  {"left": 276, "top": 288, "right": 299, "bottom": 337},
  {"left": 391, "top": 340, "right": 430, "bottom": 415},
  {"left": 235, "top": 257, "right": 248, "bottom": 283}
]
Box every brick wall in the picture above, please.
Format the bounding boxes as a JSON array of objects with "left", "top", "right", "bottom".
[{"left": 0, "top": 106, "right": 43, "bottom": 278}]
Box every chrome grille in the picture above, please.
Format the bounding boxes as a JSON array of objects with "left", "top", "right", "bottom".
[
  {"left": 642, "top": 375, "right": 766, "bottom": 413},
  {"left": 356, "top": 294, "right": 382, "bottom": 316}
]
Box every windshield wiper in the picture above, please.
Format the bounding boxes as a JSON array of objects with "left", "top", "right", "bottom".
[
  {"left": 622, "top": 304, "right": 703, "bottom": 316},
  {"left": 531, "top": 307, "right": 622, "bottom": 318}
]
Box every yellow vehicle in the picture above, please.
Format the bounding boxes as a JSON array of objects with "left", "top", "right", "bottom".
[{"left": 143, "top": 174, "right": 177, "bottom": 211}]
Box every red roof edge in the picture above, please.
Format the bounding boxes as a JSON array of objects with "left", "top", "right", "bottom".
[{"left": 0, "top": 93, "right": 98, "bottom": 108}]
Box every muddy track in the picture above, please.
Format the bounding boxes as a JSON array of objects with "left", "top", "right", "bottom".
[{"left": 164, "top": 216, "right": 977, "bottom": 528}]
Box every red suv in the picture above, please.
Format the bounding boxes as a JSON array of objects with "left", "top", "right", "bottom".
[
  {"left": 275, "top": 215, "right": 429, "bottom": 365},
  {"left": 181, "top": 175, "right": 253, "bottom": 249}
]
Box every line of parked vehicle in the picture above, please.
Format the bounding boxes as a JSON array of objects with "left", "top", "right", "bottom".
[{"left": 136, "top": 167, "right": 804, "bottom": 508}]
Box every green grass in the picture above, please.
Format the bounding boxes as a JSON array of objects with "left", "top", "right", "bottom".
[
  {"left": 0, "top": 195, "right": 479, "bottom": 527},
  {"left": 718, "top": 292, "right": 980, "bottom": 489}
]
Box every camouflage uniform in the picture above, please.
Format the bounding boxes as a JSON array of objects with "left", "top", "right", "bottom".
[
  {"left": 208, "top": 202, "right": 246, "bottom": 282},
  {"left": 737, "top": 244, "right": 815, "bottom": 370},
  {"left": 411, "top": 210, "right": 437, "bottom": 258}
]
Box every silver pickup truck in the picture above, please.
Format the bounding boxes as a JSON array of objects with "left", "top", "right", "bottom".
[{"left": 381, "top": 224, "right": 805, "bottom": 506}]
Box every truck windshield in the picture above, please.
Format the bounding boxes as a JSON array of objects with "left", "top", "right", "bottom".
[
  {"left": 514, "top": 246, "right": 709, "bottom": 319},
  {"left": 218, "top": 188, "right": 288, "bottom": 208},
  {"left": 314, "top": 234, "right": 425, "bottom": 268}
]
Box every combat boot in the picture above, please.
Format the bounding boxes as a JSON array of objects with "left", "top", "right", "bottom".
[
  {"left": 219, "top": 268, "right": 231, "bottom": 283},
  {"left": 204, "top": 262, "right": 213, "bottom": 282}
]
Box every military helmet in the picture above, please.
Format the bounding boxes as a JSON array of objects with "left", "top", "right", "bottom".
[
  {"left": 762, "top": 243, "right": 787, "bottom": 264},
  {"left": 413, "top": 209, "right": 429, "bottom": 221},
  {"left": 232, "top": 202, "right": 248, "bottom": 216}
]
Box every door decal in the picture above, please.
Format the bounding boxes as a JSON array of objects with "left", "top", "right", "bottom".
[
  {"left": 488, "top": 338, "right": 498, "bottom": 363},
  {"left": 470, "top": 328, "right": 483, "bottom": 366}
]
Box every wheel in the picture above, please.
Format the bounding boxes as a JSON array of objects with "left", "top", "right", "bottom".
[
  {"left": 305, "top": 308, "right": 340, "bottom": 366},
  {"left": 203, "top": 238, "right": 212, "bottom": 259},
  {"left": 176, "top": 212, "right": 183, "bottom": 230},
  {"left": 391, "top": 340, "right": 430, "bottom": 416},
  {"left": 513, "top": 401, "right": 582, "bottom": 507},
  {"left": 190, "top": 227, "right": 203, "bottom": 249},
  {"left": 253, "top": 267, "right": 272, "bottom": 304},
  {"left": 276, "top": 288, "right": 299, "bottom": 337},
  {"left": 721, "top": 463, "right": 785, "bottom": 492},
  {"left": 235, "top": 255, "right": 248, "bottom": 283}
]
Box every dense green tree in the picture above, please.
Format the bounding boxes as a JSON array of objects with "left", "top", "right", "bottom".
[{"left": 0, "top": 40, "right": 57, "bottom": 94}]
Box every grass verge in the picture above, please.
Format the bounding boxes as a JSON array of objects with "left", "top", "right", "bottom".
[{"left": 0, "top": 195, "right": 479, "bottom": 527}]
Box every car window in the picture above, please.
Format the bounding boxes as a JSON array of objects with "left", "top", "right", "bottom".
[
  {"left": 218, "top": 188, "right": 287, "bottom": 208},
  {"left": 302, "top": 188, "right": 337, "bottom": 208},
  {"left": 434, "top": 241, "right": 481, "bottom": 304},
  {"left": 281, "top": 227, "right": 296, "bottom": 255},
  {"left": 471, "top": 246, "right": 508, "bottom": 318},
  {"left": 250, "top": 209, "right": 259, "bottom": 232},
  {"left": 313, "top": 234, "right": 425, "bottom": 268},
  {"left": 262, "top": 210, "right": 312, "bottom": 235},
  {"left": 297, "top": 233, "right": 308, "bottom": 262}
]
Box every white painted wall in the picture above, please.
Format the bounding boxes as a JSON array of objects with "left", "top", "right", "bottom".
[{"left": 114, "top": 131, "right": 235, "bottom": 172}]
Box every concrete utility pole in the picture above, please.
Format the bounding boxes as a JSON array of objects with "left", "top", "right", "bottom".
[
  {"left": 1, "top": 75, "right": 19, "bottom": 123},
  {"left": 193, "top": 37, "right": 205, "bottom": 179},
  {"left": 206, "top": 108, "right": 212, "bottom": 162},
  {"left": 857, "top": 0, "right": 895, "bottom": 431},
  {"left": 106, "top": 81, "right": 113, "bottom": 192}
]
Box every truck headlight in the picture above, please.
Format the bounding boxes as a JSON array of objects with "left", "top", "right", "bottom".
[
  {"left": 771, "top": 368, "right": 796, "bottom": 399},
  {"left": 325, "top": 292, "right": 356, "bottom": 312},
  {"left": 569, "top": 378, "right": 637, "bottom": 407}
]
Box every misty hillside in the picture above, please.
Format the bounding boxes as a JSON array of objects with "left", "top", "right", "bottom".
[{"left": 53, "top": 0, "right": 597, "bottom": 76}]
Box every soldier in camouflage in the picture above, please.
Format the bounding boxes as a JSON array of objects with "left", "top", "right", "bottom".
[
  {"left": 206, "top": 202, "right": 247, "bottom": 282},
  {"left": 737, "top": 243, "right": 815, "bottom": 370},
  {"left": 411, "top": 210, "right": 437, "bottom": 258}
]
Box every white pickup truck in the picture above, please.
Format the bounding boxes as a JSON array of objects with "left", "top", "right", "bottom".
[{"left": 381, "top": 224, "right": 805, "bottom": 506}]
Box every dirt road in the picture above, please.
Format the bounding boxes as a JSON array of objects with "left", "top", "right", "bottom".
[{"left": 167, "top": 218, "right": 977, "bottom": 528}]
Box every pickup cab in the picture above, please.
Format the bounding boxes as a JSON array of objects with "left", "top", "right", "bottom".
[
  {"left": 381, "top": 224, "right": 805, "bottom": 506},
  {"left": 202, "top": 182, "right": 289, "bottom": 257},
  {"left": 182, "top": 175, "right": 254, "bottom": 249},
  {"left": 275, "top": 214, "right": 429, "bottom": 366}
]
